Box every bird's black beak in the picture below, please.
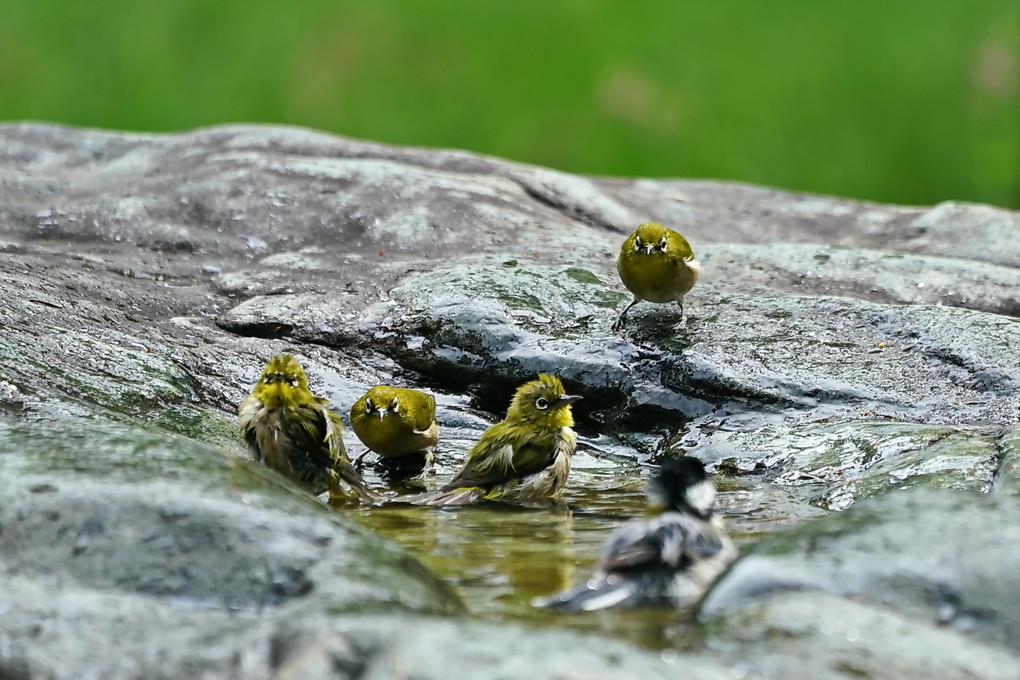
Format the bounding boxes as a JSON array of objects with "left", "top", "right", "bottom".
[{"left": 557, "top": 394, "right": 582, "bottom": 406}]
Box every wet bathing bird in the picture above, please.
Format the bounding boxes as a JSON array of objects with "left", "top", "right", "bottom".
[
  {"left": 419, "top": 374, "right": 581, "bottom": 507},
  {"left": 533, "top": 457, "right": 735, "bottom": 611},
  {"left": 613, "top": 222, "right": 700, "bottom": 330},
  {"left": 238, "top": 354, "right": 378, "bottom": 503},
  {"left": 350, "top": 385, "right": 439, "bottom": 466}
]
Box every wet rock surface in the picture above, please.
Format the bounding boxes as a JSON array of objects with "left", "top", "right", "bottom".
[
  {"left": 0, "top": 418, "right": 461, "bottom": 676},
  {"left": 699, "top": 488, "right": 1020, "bottom": 651},
  {"left": 1, "top": 123, "right": 1019, "bottom": 677},
  {"left": 697, "top": 591, "right": 1020, "bottom": 680}
]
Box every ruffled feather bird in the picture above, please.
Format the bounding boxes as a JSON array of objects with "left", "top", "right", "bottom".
[{"left": 238, "top": 354, "right": 378, "bottom": 503}]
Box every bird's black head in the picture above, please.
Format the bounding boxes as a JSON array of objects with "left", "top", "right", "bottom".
[{"left": 649, "top": 457, "right": 716, "bottom": 520}]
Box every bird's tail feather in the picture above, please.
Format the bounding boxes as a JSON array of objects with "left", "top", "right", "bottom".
[
  {"left": 532, "top": 577, "right": 638, "bottom": 612},
  {"left": 389, "top": 486, "right": 486, "bottom": 507},
  {"left": 329, "top": 465, "right": 385, "bottom": 504}
]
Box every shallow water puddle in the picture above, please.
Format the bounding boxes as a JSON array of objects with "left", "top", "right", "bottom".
[{"left": 349, "top": 448, "right": 797, "bottom": 649}]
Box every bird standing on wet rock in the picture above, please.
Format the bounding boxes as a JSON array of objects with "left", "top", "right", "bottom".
[
  {"left": 613, "top": 222, "right": 700, "bottom": 330},
  {"left": 420, "top": 374, "right": 581, "bottom": 507},
  {"left": 350, "top": 385, "right": 439, "bottom": 466},
  {"left": 534, "top": 457, "right": 735, "bottom": 611},
  {"left": 238, "top": 354, "right": 378, "bottom": 503}
]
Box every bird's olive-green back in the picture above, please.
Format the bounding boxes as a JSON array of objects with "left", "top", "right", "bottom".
[
  {"left": 239, "top": 392, "right": 349, "bottom": 486},
  {"left": 238, "top": 354, "right": 379, "bottom": 501}
]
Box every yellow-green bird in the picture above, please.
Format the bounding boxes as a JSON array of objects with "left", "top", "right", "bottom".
[
  {"left": 421, "top": 374, "right": 581, "bottom": 507},
  {"left": 350, "top": 385, "right": 439, "bottom": 465},
  {"left": 613, "top": 222, "right": 700, "bottom": 330},
  {"left": 237, "top": 354, "right": 378, "bottom": 503}
]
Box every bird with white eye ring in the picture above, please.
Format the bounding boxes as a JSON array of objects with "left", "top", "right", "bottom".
[
  {"left": 349, "top": 385, "right": 439, "bottom": 468},
  {"left": 613, "top": 222, "right": 700, "bottom": 330},
  {"left": 411, "top": 374, "right": 581, "bottom": 507}
]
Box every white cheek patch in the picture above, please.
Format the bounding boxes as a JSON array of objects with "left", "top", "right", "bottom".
[{"left": 685, "top": 479, "right": 716, "bottom": 516}]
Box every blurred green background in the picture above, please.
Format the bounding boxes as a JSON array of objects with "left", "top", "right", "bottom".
[{"left": 2, "top": 0, "right": 1017, "bottom": 208}]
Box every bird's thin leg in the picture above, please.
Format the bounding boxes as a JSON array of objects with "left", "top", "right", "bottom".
[
  {"left": 612, "top": 297, "right": 640, "bottom": 331},
  {"left": 675, "top": 296, "right": 688, "bottom": 328},
  {"left": 354, "top": 451, "right": 369, "bottom": 469}
]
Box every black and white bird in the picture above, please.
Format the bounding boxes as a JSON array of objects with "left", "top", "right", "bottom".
[{"left": 533, "top": 457, "right": 735, "bottom": 611}]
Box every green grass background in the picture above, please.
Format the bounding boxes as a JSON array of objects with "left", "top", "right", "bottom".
[{"left": 2, "top": 0, "right": 1017, "bottom": 207}]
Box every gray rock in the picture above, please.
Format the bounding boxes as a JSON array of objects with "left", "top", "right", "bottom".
[
  {"left": 698, "top": 591, "right": 1020, "bottom": 680},
  {"left": 2, "top": 122, "right": 1020, "bottom": 675},
  {"left": 705, "top": 242, "right": 1020, "bottom": 317},
  {"left": 220, "top": 263, "right": 1017, "bottom": 428},
  {"left": 270, "top": 615, "right": 734, "bottom": 680},
  {"left": 0, "top": 418, "right": 457, "bottom": 678},
  {"left": 699, "top": 487, "right": 1020, "bottom": 652},
  {"left": 748, "top": 422, "right": 1002, "bottom": 510}
]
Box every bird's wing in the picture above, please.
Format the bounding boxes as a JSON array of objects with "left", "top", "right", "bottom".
[
  {"left": 237, "top": 395, "right": 263, "bottom": 462},
  {"left": 318, "top": 402, "right": 349, "bottom": 466},
  {"left": 311, "top": 402, "right": 380, "bottom": 503},
  {"left": 599, "top": 513, "right": 724, "bottom": 573},
  {"left": 441, "top": 441, "right": 515, "bottom": 490},
  {"left": 278, "top": 402, "right": 338, "bottom": 470},
  {"left": 412, "top": 393, "right": 438, "bottom": 432},
  {"left": 441, "top": 424, "right": 556, "bottom": 490},
  {"left": 668, "top": 231, "right": 695, "bottom": 260}
]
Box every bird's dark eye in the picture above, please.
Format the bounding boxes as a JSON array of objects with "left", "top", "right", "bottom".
[
  {"left": 535, "top": 397, "right": 549, "bottom": 410},
  {"left": 289, "top": 378, "right": 298, "bottom": 387},
  {"left": 390, "top": 397, "right": 399, "bottom": 412},
  {"left": 365, "top": 398, "right": 375, "bottom": 413},
  {"left": 633, "top": 237, "right": 643, "bottom": 251},
  {"left": 262, "top": 376, "right": 272, "bottom": 384},
  {"left": 656, "top": 237, "right": 667, "bottom": 251}
]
